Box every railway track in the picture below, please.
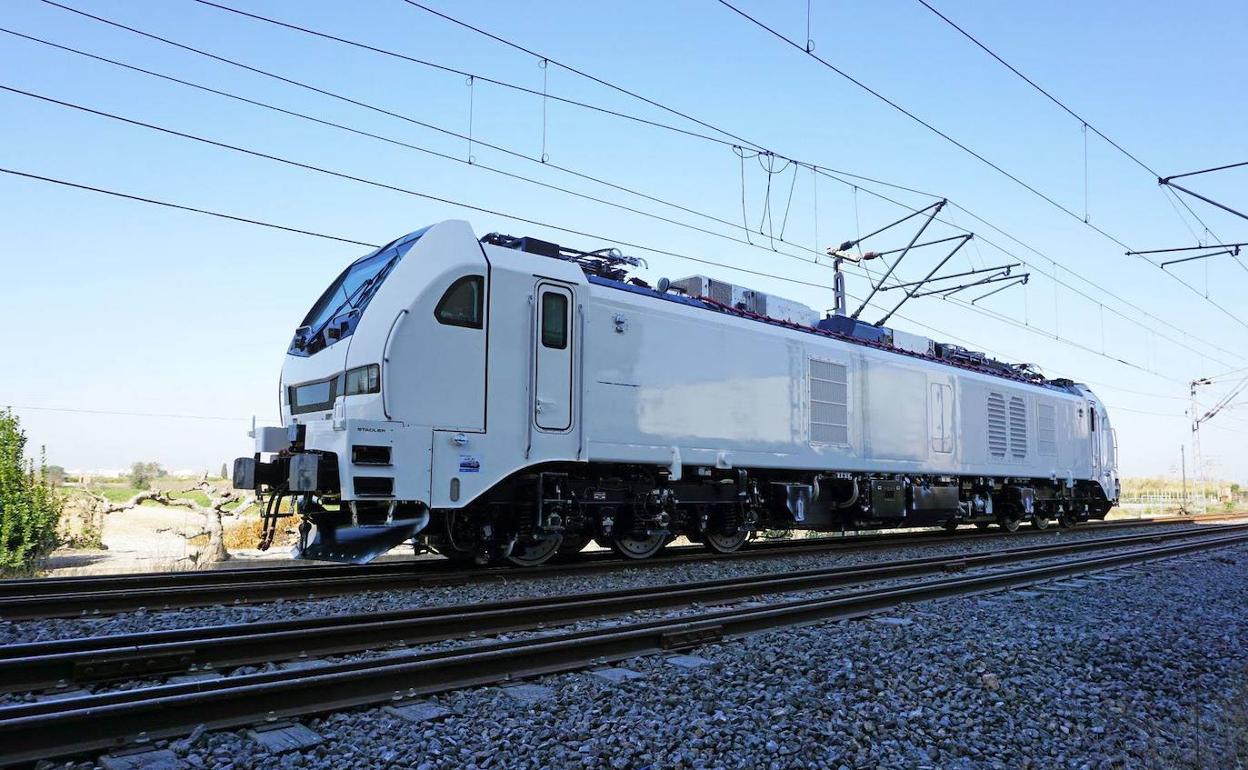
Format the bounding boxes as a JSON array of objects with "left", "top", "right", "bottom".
[
  {"left": 1, "top": 521, "right": 1243, "bottom": 693},
  {"left": 1, "top": 513, "right": 1239, "bottom": 621},
  {"left": 1, "top": 523, "right": 1246, "bottom": 765}
]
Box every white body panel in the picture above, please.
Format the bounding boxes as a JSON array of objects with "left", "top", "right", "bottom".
[{"left": 275, "top": 222, "right": 1117, "bottom": 509}]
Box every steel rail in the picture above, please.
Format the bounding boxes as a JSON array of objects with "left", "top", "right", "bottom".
[
  {"left": 3, "top": 523, "right": 1245, "bottom": 694},
  {"left": 1, "top": 530, "right": 1245, "bottom": 766},
  {"left": 6, "top": 512, "right": 1231, "bottom": 598},
  {"left": 2, "top": 514, "right": 1238, "bottom": 620}
]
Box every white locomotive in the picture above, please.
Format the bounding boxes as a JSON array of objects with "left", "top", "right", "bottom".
[{"left": 234, "top": 220, "right": 1119, "bottom": 564}]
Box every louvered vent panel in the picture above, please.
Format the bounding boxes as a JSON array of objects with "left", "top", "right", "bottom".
[
  {"left": 987, "top": 392, "right": 1007, "bottom": 458},
  {"left": 1038, "top": 402, "right": 1057, "bottom": 456},
  {"left": 809, "top": 359, "right": 849, "bottom": 445},
  {"left": 1009, "top": 396, "right": 1027, "bottom": 458}
]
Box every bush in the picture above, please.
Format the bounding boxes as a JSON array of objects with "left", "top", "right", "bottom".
[
  {"left": 44, "top": 465, "right": 66, "bottom": 487},
  {"left": 0, "top": 410, "right": 63, "bottom": 575},
  {"left": 128, "top": 461, "right": 166, "bottom": 489}
]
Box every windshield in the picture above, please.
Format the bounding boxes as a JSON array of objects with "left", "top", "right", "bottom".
[{"left": 291, "top": 226, "right": 429, "bottom": 355}]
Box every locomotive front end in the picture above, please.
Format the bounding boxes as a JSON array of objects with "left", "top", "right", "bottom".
[{"left": 233, "top": 220, "right": 487, "bottom": 563}]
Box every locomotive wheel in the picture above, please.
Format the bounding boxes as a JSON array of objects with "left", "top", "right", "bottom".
[
  {"left": 609, "top": 532, "right": 668, "bottom": 560},
  {"left": 1032, "top": 515, "right": 1051, "bottom": 530},
  {"left": 998, "top": 513, "right": 1021, "bottom": 533},
  {"left": 503, "top": 534, "right": 563, "bottom": 567},
  {"left": 942, "top": 520, "right": 960, "bottom": 533},
  {"left": 1057, "top": 512, "right": 1077, "bottom": 529},
  {"left": 702, "top": 528, "right": 750, "bottom": 554}
]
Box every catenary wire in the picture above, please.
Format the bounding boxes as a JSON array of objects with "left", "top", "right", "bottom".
[
  {"left": 385, "top": 1, "right": 1248, "bottom": 361},
  {"left": 12, "top": 25, "right": 1232, "bottom": 380},
  {"left": 0, "top": 94, "right": 1169, "bottom": 383},
  {"left": 4, "top": 404, "right": 260, "bottom": 423},
  {"left": 180, "top": 0, "right": 739, "bottom": 150},
  {"left": 41, "top": 0, "right": 1248, "bottom": 368},
  {"left": 0, "top": 79, "right": 1168, "bottom": 380},
  {"left": 21, "top": 6, "right": 842, "bottom": 267},
  {"left": 716, "top": 0, "right": 1248, "bottom": 330},
  {"left": 717, "top": 0, "right": 1131, "bottom": 249},
  {"left": 0, "top": 166, "right": 377, "bottom": 247},
  {"left": 813, "top": 167, "right": 1248, "bottom": 370},
  {"left": 912, "top": 0, "right": 1243, "bottom": 267},
  {"left": 0, "top": 26, "right": 889, "bottom": 279},
  {"left": 396, "top": 0, "right": 765, "bottom": 152}
]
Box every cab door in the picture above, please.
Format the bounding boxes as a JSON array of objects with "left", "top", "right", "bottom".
[
  {"left": 1088, "top": 399, "right": 1102, "bottom": 476},
  {"left": 533, "top": 282, "right": 575, "bottom": 432}
]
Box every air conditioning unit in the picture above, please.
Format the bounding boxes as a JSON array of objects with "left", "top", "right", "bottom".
[
  {"left": 670, "top": 275, "right": 734, "bottom": 306},
  {"left": 892, "top": 329, "right": 935, "bottom": 356},
  {"left": 671, "top": 276, "right": 818, "bottom": 326}
]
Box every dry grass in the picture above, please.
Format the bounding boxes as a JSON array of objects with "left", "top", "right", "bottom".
[{"left": 220, "top": 515, "right": 297, "bottom": 550}]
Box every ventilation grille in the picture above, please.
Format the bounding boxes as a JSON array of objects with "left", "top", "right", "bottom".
[
  {"left": 987, "top": 392, "right": 1007, "bottom": 458},
  {"left": 809, "top": 359, "right": 848, "bottom": 445},
  {"left": 1038, "top": 402, "right": 1057, "bottom": 456},
  {"left": 1009, "top": 396, "right": 1027, "bottom": 459}
]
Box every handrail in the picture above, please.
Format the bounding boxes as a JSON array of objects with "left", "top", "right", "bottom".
[
  {"left": 576, "top": 302, "right": 586, "bottom": 460},
  {"left": 524, "top": 294, "right": 535, "bottom": 459},
  {"left": 380, "top": 309, "right": 409, "bottom": 420}
]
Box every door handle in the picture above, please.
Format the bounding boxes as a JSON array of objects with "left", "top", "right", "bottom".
[{"left": 536, "top": 398, "right": 554, "bottom": 413}]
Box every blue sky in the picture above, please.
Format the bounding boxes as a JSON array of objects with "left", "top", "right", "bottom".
[{"left": 1, "top": 0, "right": 1245, "bottom": 478}]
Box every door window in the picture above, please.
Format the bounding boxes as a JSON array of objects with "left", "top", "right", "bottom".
[
  {"left": 541, "top": 292, "right": 568, "bottom": 348},
  {"left": 929, "top": 382, "right": 953, "bottom": 453}
]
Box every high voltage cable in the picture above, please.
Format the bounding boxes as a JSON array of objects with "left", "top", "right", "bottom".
[
  {"left": 0, "top": 47, "right": 1198, "bottom": 379},
  {"left": 717, "top": 0, "right": 1132, "bottom": 248},
  {"left": 177, "top": 0, "right": 737, "bottom": 150},
  {"left": 194, "top": 0, "right": 1248, "bottom": 314},
  {"left": 396, "top": 0, "right": 764, "bottom": 152},
  {"left": 911, "top": 0, "right": 1157, "bottom": 178},
  {"left": 0, "top": 167, "right": 377, "bottom": 247},
  {"left": 912, "top": 0, "right": 1240, "bottom": 263},
  {"left": 716, "top": 0, "right": 1248, "bottom": 332},
  {"left": 814, "top": 167, "right": 1248, "bottom": 371},
  {"left": 11, "top": 25, "right": 1229, "bottom": 377},
  {"left": 0, "top": 26, "right": 858, "bottom": 275},
  {"left": 15, "top": 22, "right": 1170, "bottom": 372},
  {"left": 5, "top": 404, "right": 257, "bottom": 422},
  {"left": 20, "top": 7, "right": 823, "bottom": 264},
  {"left": 0, "top": 85, "right": 879, "bottom": 293},
  {"left": 38, "top": 0, "right": 1248, "bottom": 366},
  {"left": 384, "top": 2, "right": 1248, "bottom": 359},
  {"left": 0, "top": 91, "right": 1168, "bottom": 382}
]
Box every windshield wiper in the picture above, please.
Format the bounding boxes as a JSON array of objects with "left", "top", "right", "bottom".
[{"left": 307, "top": 255, "right": 400, "bottom": 347}]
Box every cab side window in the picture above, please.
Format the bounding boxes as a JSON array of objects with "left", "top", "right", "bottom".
[{"left": 434, "top": 275, "right": 484, "bottom": 329}]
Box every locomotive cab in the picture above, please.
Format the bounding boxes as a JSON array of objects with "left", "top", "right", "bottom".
[
  {"left": 235, "top": 220, "right": 491, "bottom": 561},
  {"left": 1086, "top": 395, "right": 1120, "bottom": 504}
]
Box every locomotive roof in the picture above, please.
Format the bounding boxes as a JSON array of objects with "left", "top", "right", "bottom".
[
  {"left": 586, "top": 273, "right": 1084, "bottom": 395},
  {"left": 478, "top": 230, "right": 1086, "bottom": 397}
]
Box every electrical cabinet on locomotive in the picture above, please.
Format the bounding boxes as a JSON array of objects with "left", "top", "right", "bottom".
[{"left": 234, "top": 220, "right": 1119, "bottom": 565}]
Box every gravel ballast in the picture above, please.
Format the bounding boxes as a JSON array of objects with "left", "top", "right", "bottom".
[
  {"left": 4, "top": 519, "right": 1242, "bottom": 645},
  {"left": 36, "top": 541, "right": 1248, "bottom": 769}
]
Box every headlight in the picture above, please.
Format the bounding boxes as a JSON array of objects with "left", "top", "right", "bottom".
[{"left": 345, "top": 364, "right": 380, "bottom": 395}]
